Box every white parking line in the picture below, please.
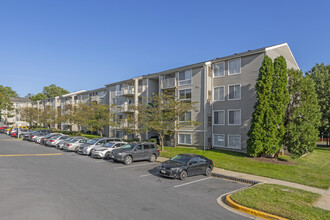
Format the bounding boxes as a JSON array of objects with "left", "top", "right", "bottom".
[
  {"left": 139, "top": 173, "right": 158, "bottom": 177},
  {"left": 173, "top": 177, "right": 213, "bottom": 188},
  {"left": 114, "top": 163, "right": 155, "bottom": 169}
]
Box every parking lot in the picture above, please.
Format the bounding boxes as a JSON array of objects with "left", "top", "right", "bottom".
[{"left": 0, "top": 134, "right": 250, "bottom": 220}]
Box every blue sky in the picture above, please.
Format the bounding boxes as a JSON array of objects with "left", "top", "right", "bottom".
[{"left": 1, "top": 0, "right": 329, "bottom": 97}]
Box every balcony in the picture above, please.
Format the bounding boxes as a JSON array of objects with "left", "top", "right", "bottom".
[
  {"left": 161, "top": 78, "right": 176, "bottom": 89},
  {"left": 115, "top": 91, "right": 122, "bottom": 96},
  {"left": 120, "top": 103, "right": 135, "bottom": 113},
  {"left": 121, "top": 87, "right": 135, "bottom": 96}
]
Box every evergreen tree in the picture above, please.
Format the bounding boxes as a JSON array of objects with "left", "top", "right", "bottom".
[
  {"left": 284, "top": 69, "right": 321, "bottom": 158},
  {"left": 272, "top": 56, "right": 290, "bottom": 157},
  {"left": 248, "top": 56, "right": 277, "bottom": 157}
]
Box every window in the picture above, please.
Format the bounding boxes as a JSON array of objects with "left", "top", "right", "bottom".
[
  {"left": 136, "top": 145, "right": 143, "bottom": 151},
  {"left": 213, "top": 86, "right": 225, "bottom": 101},
  {"left": 178, "top": 134, "right": 192, "bottom": 145},
  {"left": 228, "top": 85, "right": 241, "bottom": 100},
  {"left": 228, "top": 109, "right": 241, "bottom": 125},
  {"left": 179, "top": 111, "right": 192, "bottom": 122},
  {"left": 213, "top": 134, "right": 225, "bottom": 147},
  {"left": 213, "top": 62, "right": 225, "bottom": 77},
  {"left": 179, "top": 70, "right": 192, "bottom": 86},
  {"left": 228, "top": 135, "right": 241, "bottom": 149},
  {"left": 228, "top": 59, "right": 241, "bottom": 75},
  {"left": 213, "top": 110, "right": 225, "bottom": 125},
  {"left": 179, "top": 89, "right": 192, "bottom": 101}
]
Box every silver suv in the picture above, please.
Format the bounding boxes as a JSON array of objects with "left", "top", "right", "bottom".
[
  {"left": 77, "top": 138, "right": 122, "bottom": 156},
  {"left": 90, "top": 141, "right": 127, "bottom": 159}
]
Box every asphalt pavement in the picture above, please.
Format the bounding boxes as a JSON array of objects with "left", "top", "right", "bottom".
[{"left": 0, "top": 134, "right": 250, "bottom": 220}]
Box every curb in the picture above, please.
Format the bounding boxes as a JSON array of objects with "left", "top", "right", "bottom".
[
  {"left": 211, "top": 172, "right": 259, "bottom": 185},
  {"left": 225, "top": 194, "right": 288, "bottom": 220}
]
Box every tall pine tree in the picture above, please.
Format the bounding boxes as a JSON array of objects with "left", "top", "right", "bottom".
[
  {"left": 284, "top": 70, "right": 321, "bottom": 158},
  {"left": 248, "top": 56, "right": 277, "bottom": 157},
  {"left": 272, "top": 56, "right": 290, "bottom": 157}
]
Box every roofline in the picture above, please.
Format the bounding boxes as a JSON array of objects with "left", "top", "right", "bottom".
[{"left": 60, "top": 90, "right": 86, "bottom": 98}]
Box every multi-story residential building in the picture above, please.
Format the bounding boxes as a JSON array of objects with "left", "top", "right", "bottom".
[
  {"left": 58, "top": 90, "right": 86, "bottom": 131},
  {"left": 105, "top": 43, "right": 299, "bottom": 152},
  {"left": 1, "top": 97, "right": 32, "bottom": 126},
  {"left": 2, "top": 43, "right": 299, "bottom": 153}
]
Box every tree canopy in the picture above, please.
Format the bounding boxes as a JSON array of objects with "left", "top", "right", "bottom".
[
  {"left": 0, "top": 85, "right": 18, "bottom": 97},
  {"left": 42, "top": 84, "right": 69, "bottom": 98},
  {"left": 30, "top": 93, "right": 47, "bottom": 101}
]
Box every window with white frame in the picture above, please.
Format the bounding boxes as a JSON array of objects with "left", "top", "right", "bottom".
[
  {"left": 213, "top": 134, "right": 225, "bottom": 147},
  {"left": 228, "top": 109, "right": 241, "bottom": 125},
  {"left": 213, "top": 110, "right": 225, "bottom": 125},
  {"left": 178, "top": 134, "right": 192, "bottom": 145},
  {"left": 214, "top": 86, "right": 225, "bottom": 101},
  {"left": 179, "top": 89, "right": 192, "bottom": 101},
  {"left": 228, "top": 59, "right": 241, "bottom": 75},
  {"left": 228, "top": 135, "right": 241, "bottom": 149},
  {"left": 179, "top": 70, "right": 192, "bottom": 86},
  {"left": 179, "top": 111, "right": 192, "bottom": 122},
  {"left": 213, "top": 62, "right": 225, "bottom": 77},
  {"left": 228, "top": 84, "right": 241, "bottom": 100}
]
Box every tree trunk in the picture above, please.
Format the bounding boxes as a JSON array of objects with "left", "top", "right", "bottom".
[
  {"left": 160, "top": 134, "right": 164, "bottom": 151},
  {"left": 99, "top": 129, "right": 103, "bottom": 137}
]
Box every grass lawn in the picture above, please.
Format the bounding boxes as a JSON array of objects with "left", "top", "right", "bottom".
[
  {"left": 231, "top": 184, "right": 330, "bottom": 220},
  {"left": 160, "top": 146, "right": 330, "bottom": 189}
]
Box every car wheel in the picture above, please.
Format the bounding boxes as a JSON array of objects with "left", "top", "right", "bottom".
[
  {"left": 179, "top": 170, "right": 188, "bottom": 180},
  {"left": 149, "top": 154, "right": 156, "bottom": 162},
  {"left": 205, "top": 166, "right": 212, "bottom": 176},
  {"left": 104, "top": 152, "right": 110, "bottom": 160},
  {"left": 124, "top": 156, "right": 133, "bottom": 165}
]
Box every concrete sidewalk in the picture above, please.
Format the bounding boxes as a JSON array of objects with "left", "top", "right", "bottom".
[{"left": 156, "top": 156, "right": 330, "bottom": 211}]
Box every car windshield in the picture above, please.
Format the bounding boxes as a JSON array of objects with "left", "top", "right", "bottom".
[
  {"left": 170, "top": 155, "right": 191, "bottom": 164},
  {"left": 87, "top": 139, "right": 99, "bottom": 145},
  {"left": 121, "top": 143, "right": 136, "bottom": 150},
  {"left": 103, "top": 142, "right": 115, "bottom": 148},
  {"left": 69, "top": 139, "right": 79, "bottom": 143},
  {"left": 65, "top": 138, "right": 74, "bottom": 142}
]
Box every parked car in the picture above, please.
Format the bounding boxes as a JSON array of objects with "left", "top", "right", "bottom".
[
  {"left": 76, "top": 138, "right": 117, "bottom": 155},
  {"left": 45, "top": 135, "right": 70, "bottom": 147},
  {"left": 38, "top": 133, "right": 62, "bottom": 145},
  {"left": 0, "top": 126, "right": 9, "bottom": 133},
  {"left": 28, "top": 130, "right": 52, "bottom": 142},
  {"left": 56, "top": 136, "right": 77, "bottom": 149},
  {"left": 62, "top": 137, "right": 88, "bottom": 151},
  {"left": 90, "top": 141, "right": 127, "bottom": 159},
  {"left": 159, "top": 154, "right": 214, "bottom": 180},
  {"left": 14, "top": 128, "right": 33, "bottom": 138},
  {"left": 110, "top": 142, "right": 160, "bottom": 165}
]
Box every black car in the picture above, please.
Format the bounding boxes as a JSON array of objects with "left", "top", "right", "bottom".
[
  {"left": 111, "top": 142, "right": 160, "bottom": 165},
  {"left": 159, "top": 154, "right": 213, "bottom": 180}
]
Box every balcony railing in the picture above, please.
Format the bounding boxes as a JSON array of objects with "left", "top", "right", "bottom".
[
  {"left": 120, "top": 103, "right": 135, "bottom": 112},
  {"left": 121, "top": 87, "right": 135, "bottom": 96}
]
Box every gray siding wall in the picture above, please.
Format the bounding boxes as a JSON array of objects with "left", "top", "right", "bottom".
[
  {"left": 212, "top": 52, "right": 265, "bottom": 152},
  {"left": 176, "top": 67, "right": 205, "bottom": 147},
  {"left": 266, "top": 46, "right": 299, "bottom": 70}
]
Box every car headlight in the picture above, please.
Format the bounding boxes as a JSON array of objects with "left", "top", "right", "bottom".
[{"left": 171, "top": 167, "right": 181, "bottom": 172}]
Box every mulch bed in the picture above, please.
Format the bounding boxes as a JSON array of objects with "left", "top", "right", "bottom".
[{"left": 250, "top": 157, "right": 296, "bottom": 165}]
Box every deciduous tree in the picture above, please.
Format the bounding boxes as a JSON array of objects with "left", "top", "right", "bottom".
[{"left": 137, "top": 92, "right": 199, "bottom": 151}]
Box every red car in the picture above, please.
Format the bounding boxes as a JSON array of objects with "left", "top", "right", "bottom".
[{"left": 11, "top": 132, "right": 16, "bottom": 137}]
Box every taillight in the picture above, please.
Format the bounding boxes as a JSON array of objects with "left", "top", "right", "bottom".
[
  {"left": 31, "top": 135, "right": 34, "bottom": 138},
  {"left": 157, "top": 149, "right": 159, "bottom": 152},
  {"left": 67, "top": 144, "right": 71, "bottom": 146},
  {"left": 50, "top": 140, "right": 55, "bottom": 142}
]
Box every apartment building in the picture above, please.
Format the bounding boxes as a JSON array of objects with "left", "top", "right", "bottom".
[
  {"left": 2, "top": 43, "right": 298, "bottom": 153},
  {"left": 1, "top": 97, "right": 32, "bottom": 126},
  {"left": 104, "top": 43, "right": 299, "bottom": 152},
  {"left": 58, "top": 90, "right": 86, "bottom": 131}
]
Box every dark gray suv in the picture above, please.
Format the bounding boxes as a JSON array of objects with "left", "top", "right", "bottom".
[{"left": 111, "top": 142, "right": 160, "bottom": 165}]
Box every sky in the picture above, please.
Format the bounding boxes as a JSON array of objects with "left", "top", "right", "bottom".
[{"left": 0, "top": 0, "right": 329, "bottom": 97}]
